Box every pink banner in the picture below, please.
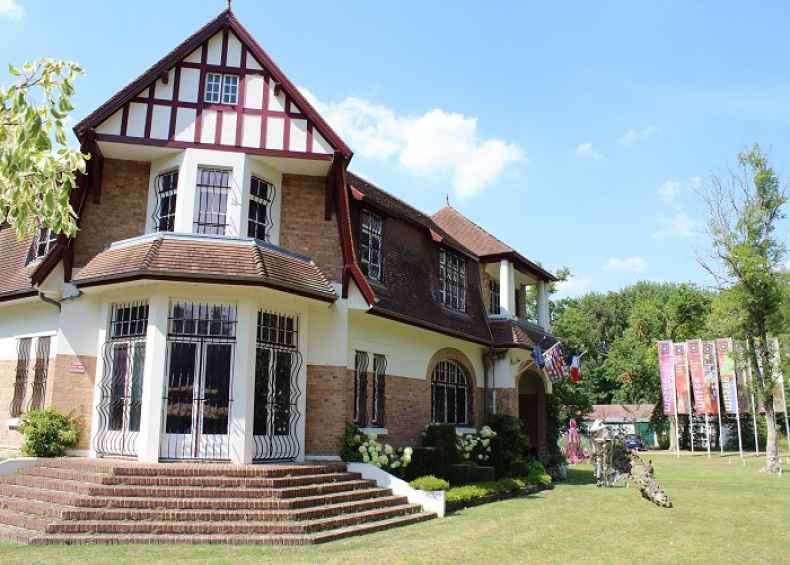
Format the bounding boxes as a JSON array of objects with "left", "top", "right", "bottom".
[
  {"left": 716, "top": 338, "right": 738, "bottom": 414},
  {"left": 687, "top": 339, "right": 706, "bottom": 415},
  {"left": 702, "top": 341, "right": 719, "bottom": 415},
  {"left": 673, "top": 342, "right": 691, "bottom": 414},
  {"left": 657, "top": 340, "right": 676, "bottom": 416}
]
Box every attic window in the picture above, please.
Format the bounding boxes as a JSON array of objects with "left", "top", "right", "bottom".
[
  {"left": 194, "top": 168, "right": 230, "bottom": 235},
  {"left": 204, "top": 73, "right": 239, "bottom": 105},
  {"left": 359, "top": 209, "right": 382, "bottom": 281},
  {"left": 154, "top": 170, "right": 178, "bottom": 232},
  {"left": 32, "top": 228, "right": 57, "bottom": 260},
  {"left": 439, "top": 248, "right": 466, "bottom": 312},
  {"left": 489, "top": 277, "right": 501, "bottom": 315},
  {"left": 247, "top": 176, "right": 274, "bottom": 241}
]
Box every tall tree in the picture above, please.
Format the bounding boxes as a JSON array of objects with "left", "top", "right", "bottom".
[
  {"left": 700, "top": 145, "right": 787, "bottom": 473},
  {"left": 1, "top": 59, "right": 87, "bottom": 239}
]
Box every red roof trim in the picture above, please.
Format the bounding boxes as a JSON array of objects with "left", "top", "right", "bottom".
[
  {"left": 429, "top": 228, "right": 443, "bottom": 243},
  {"left": 349, "top": 185, "right": 365, "bottom": 201}
]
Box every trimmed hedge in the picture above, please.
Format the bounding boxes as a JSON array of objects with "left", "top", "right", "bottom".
[
  {"left": 409, "top": 475, "right": 450, "bottom": 491},
  {"left": 445, "top": 477, "right": 552, "bottom": 508},
  {"left": 449, "top": 463, "right": 495, "bottom": 485},
  {"left": 423, "top": 424, "right": 458, "bottom": 478},
  {"left": 487, "top": 414, "right": 531, "bottom": 478},
  {"left": 400, "top": 447, "right": 442, "bottom": 481}
]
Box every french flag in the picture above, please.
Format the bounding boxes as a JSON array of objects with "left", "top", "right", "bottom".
[{"left": 570, "top": 355, "right": 581, "bottom": 383}]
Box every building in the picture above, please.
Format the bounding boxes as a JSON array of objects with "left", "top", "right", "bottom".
[
  {"left": 0, "top": 8, "right": 558, "bottom": 465},
  {"left": 584, "top": 404, "right": 658, "bottom": 447}
]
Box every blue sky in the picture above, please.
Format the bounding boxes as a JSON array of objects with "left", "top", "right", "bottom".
[{"left": 2, "top": 0, "right": 789, "bottom": 297}]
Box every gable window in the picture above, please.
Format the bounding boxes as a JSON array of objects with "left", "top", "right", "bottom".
[
  {"left": 431, "top": 360, "right": 471, "bottom": 425},
  {"left": 194, "top": 168, "right": 230, "bottom": 235},
  {"left": 489, "top": 278, "right": 501, "bottom": 315},
  {"left": 439, "top": 248, "right": 466, "bottom": 311},
  {"left": 31, "top": 228, "right": 57, "bottom": 261},
  {"left": 204, "top": 73, "right": 239, "bottom": 105},
  {"left": 154, "top": 170, "right": 178, "bottom": 232},
  {"left": 353, "top": 351, "right": 369, "bottom": 426},
  {"left": 247, "top": 176, "right": 274, "bottom": 241},
  {"left": 359, "top": 209, "right": 382, "bottom": 281}
]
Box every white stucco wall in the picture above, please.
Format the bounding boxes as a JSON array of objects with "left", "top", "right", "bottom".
[{"left": 0, "top": 301, "right": 60, "bottom": 361}]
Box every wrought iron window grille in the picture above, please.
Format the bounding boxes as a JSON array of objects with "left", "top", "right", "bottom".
[
  {"left": 9, "top": 338, "right": 32, "bottom": 418},
  {"left": 353, "top": 351, "right": 369, "bottom": 426},
  {"left": 431, "top": 359, "right": 472, "bottom": 425},
  {"left": 27, "top": 337, "right": 51, "bottom": 412},
  {"left": 370, "top": 354, "right": 387, "bottom": 427},
  {"left": 439, "top": 248, "right": 467, "bottom": 312},
  {"left": 194, "top": 168, "right": 231, "bottom": 236},
  {"left": 359, "top": 209, "right": 383, "bottom": 281},
  {"left": 152, "top": 169, "right": 178, "bottom": 232},
  {"left": 247, "top": 176, "right": 275, "bottom": 241},
  {"left": 253, "top": 310, "right": 302, "bottom": 462}
]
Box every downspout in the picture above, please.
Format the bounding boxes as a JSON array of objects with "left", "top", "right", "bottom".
[{"left": 38, "top": 292, "right": 61, "bottom": 311}]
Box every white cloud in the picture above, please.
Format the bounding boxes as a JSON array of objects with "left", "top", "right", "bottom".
[
  {"left": 603, "top": 256, "right": 648, "bottom": 274},
  {"left": 653, "top": 212, "right": 701, "bottom": 240},
  {"left": 299, "top": 89, "right": 523, "bottom": 198},
  {"left": 554, "top": 275, "right": 594, "bottom": 299},
  {"left": 0, "top": 0, "right": 24, "bottom": 19},
  {"left": 618, "top": 125, "right": 660, "bottom": 145},
  {"left": 574, "top": 141, "right": 603, "bottom": 160},
  {"left": 658, "top": 180, "right": 682, "bottom": 207}
]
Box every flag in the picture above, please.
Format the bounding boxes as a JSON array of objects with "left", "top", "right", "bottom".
[
  {"left": 570, "top": 355, "right": 581, "bottom": 384},
  {"left": 532, "top": 344, "right": 545, "bottom": 368},
  {"left": 544, "top": 343, "right": 567, "bottom": 381}
]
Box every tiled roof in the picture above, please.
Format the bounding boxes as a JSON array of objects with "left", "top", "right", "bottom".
[
  {"left": 431, "top": 206, "right": 556, "bottom": 281},
  {"left": 586, "top": 404, "right": 655, "bottom": 422},
  {"left": 0, "top": 225, "right": 37, "bottom": 302},
  {"left": 489, "top": 318, "right": 557, "bottom": 350},
  {"left": 73, "top": 236, "right": 337, "bottom": 302}
]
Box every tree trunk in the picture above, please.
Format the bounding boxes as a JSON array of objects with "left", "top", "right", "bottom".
[{"left": 763, "top": 403, "right": 781, "bottom": 473}]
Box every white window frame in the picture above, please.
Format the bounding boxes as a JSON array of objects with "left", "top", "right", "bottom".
[
  {"left": 221, "top": 74, "right": 239, "bottom": 105},
  {"left": 204, "top": 73, "right": 222, "bottom": 104},
  {"left": 359, "top": 209, "right": 383, "bottom": 281}
]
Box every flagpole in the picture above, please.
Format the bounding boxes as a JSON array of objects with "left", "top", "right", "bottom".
[{"left": 711, "top": 344, "right": 724, "bottom": 456}]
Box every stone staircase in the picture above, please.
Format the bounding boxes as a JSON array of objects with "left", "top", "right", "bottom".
[{"left": 0, "top": 458, "right": 434, "bottom": 545}]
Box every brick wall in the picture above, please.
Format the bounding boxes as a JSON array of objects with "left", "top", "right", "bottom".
[
  {"left": 73, "top": 159, "right": 150, "bottom": 268},
  {"left": 0, "top": 359, "right": 23, "bottom": 448},
  {"left": 304, "top": 365, "right": 354, "bottom": 455},
  {"left": 48, "top": 355, "right": 96, "bottom": 450},
  {"left": 495, "top": 387, "right": 519, "bottom": 418},
  {"left": 280, "top": 175, "right": 343, "bottom": 283}
]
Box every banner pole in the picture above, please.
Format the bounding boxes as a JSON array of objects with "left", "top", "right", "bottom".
[
  {"left": 734, "top": 361, "right": 744, "bottom": 460},
  {"left": 751, "top": 390, "right": 760, "bottom": 457},
  {"left": 670, "top": 343, "right": 680, "bottom": 458},
  {"left": 686, "top": 345, "right": 695, "bottom": 455},
  {"left": 705, "top": 412, "right": 711, "bottom": 457}
]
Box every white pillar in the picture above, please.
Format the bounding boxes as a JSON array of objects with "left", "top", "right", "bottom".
[
  {"left": 229, "top": 297, "right": 257, "bottom": 465},
  {"left": 137, "top": 292, "right": 169, "bottom": 463},
  {"left": 499, "top": 259, "right": 516, "bottom": 318},
  {"left": 537, "top": 280, "right": 550, "bottom": 331}
]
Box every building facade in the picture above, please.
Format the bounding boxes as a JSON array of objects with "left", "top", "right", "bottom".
[{"left": 0, "top": 9, "right": 558, "bottom": 464}]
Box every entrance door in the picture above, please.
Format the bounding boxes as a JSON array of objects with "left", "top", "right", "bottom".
[
  {"left": 160, "top": 340, "right": 233, "bottom": 460},
  {"left": 97, "top": 340, "right": 145, "bottom": 457}
]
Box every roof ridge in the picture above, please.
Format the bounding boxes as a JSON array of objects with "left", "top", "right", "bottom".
[
  {"left": 142, "top": 237, "right": 163, "bottom": 270},
  {"left": 251, "top": 244, "right": 268, "bottom": 279}
]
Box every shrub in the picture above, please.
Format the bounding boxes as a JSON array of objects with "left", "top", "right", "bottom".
[
  {"left": 409, "top": 475, "right": 450, "bottom": 491},
  {"left": 445, "top": 477, "right": 532, "bottom": 504},
  {"left": 449, "top": 462, "right": 495, "bottom": 485},
  {"left": 423, "top": 424, "right": 459, "bottom": 477},
  {"left": 509, "top": 457, "right": 532, "bottom": 477},
  {"left": 457, "top": 425, "right": 496, "bottom": 464},
  {"left": 401, "top": 447, "right": 442, "bottom": 481},
  {"left": 445, "top": 484, "right": 490, "bottom": 503},
  {"left": 487, "top": 414, "right": 531, "bottom": 478},
  {"left": 18, "top": 409, "right": 80, "bottom": 457},
  {"left": 340, "top": 422, "right": 364, "bottom": 462},
  {"left": 340, "top": 422, "right": 412, "bottom": 472}
]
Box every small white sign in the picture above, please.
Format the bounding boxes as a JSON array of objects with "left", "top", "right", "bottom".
[{"left": 69, "top": 361, "right": 86, "bottom": 374}]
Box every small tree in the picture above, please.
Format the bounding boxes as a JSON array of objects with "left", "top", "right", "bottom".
[
  {"left": 1, "top": 59, "right": 87, "bottom": 239},
  {"left": 700, "top": 145, "right": 787, "bottom": 473}
]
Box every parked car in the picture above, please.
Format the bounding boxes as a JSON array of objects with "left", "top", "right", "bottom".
[{"left": 624, "top": 434, "right": 646, "bottom": 451}]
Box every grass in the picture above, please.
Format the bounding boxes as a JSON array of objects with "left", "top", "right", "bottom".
[{"left": 1, "top": 453, "right": 788, "bottom": 564}]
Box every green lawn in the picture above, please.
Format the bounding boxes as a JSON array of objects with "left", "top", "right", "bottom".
[{"left": 1, "top": 453, "right": 788, "bottom": 564}]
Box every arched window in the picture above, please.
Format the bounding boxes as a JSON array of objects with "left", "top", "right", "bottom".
[{"left": 431, "top": 360, "right": 472, "bottom": 425}]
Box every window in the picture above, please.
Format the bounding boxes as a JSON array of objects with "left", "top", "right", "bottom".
[
  {"left": 28, "top": 337, "right": 51, "bottom": 412},
  {"left": 9, "top": 338, "right": 32, "bottom": 418},
  {"left": 204, "top": 73, "right": 222, "bottom": 103},
  {"left": 431, "top": 360, "right": 471, "bottom": 425},
  {"left": 204, "top": 73, "right": 239, "bottom": 105},
  {"left": 194, "top": 168, "right": 230, "bottom": 235},
  {"left": 439, "top": 248, "right": 466, "bottom": 311},
  {"left": 359, "top": 209, "right": 383, "bottom": 281},
  {"left": 371, "top": 354, "right": 387, "bottom": 427},
  {"left": 247, "top": 176, "right": 274, "bottom": 240},
  {"left": 222, "top": 74, "right": 239, "bottom": 104},
  {"left": 154, "top": 170, "right": 178, "bottom": 232},
  {"left": 8, "top": 335, "right": 51, "bottom": 418},
  {"left": 31, "top": 228, "right": 57, "bottom": 261},
  {"left": 353, "top": 351, "right": 369, "bottom": 426},
  {"left": 489, "top": 278, "right": 501, "bottom": 315}
]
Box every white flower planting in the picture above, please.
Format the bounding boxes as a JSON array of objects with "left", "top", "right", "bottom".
[
  {"left": 456, "top": 426, "right": 497, "bottom": 463},
  {"left": 347, "top": 430, "right": 412, "bottom": 471}
]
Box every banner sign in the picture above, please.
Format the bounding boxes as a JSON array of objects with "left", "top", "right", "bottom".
[
  {"left": 734, "top": 342, "right": 753, "bottom": 414},
  {"left": 673, "top": 342, "right": 691, "bottom": 414},
  {"left": 716, "top": 338, "right": 738, "bottom": 414},
  {"left": 687, "top": 339, "right": 706, "bottom": 415},
  {"left": 657, "top": 340, "right": 676, "bottom": 416},
  {"left": 702, "top": 341, "right": 720, "bottom": 415},
  {"left": 768, "top": 337, "right": 785, "bottom": 414}
]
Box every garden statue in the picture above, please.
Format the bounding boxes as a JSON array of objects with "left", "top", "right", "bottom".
[
  {"left": 589, "top": 419, "right": 672, "bottom": 507},
  {"left": 562, "top": 418, "right": 588, "bottom": 464}
]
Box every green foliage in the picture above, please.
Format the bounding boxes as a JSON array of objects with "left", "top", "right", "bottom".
[
  {"left": 409, "top": 475, "right": 450, "bottom": 491},
  {"left": 340, "top": 422, "right": 364, "bottom": 462},
  {"left": 400, "top": 447, "right": 442, "bottom": 481},
  {"left": 486, "top": 414, "right": 531, "bottom": 477},
  {"left": 449, "top": 463, "right": 496, "bottom": 485},
  {"left": 1, "top": 60, "right": 88, "bottom": 238},
  {"left": 18, "top": 409, "right": 80, "bottom": 457},
  {"left": 422, "top": 424, "right": 459, "bottom": 477},
  {"left": 445, "top": 474, "right": 550, "bottom": 504}
]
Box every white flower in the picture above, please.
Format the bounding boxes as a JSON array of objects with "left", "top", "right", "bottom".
[
  {"left": 358, "top": 445, "right": 366, "bottom": 454},
  {"left": 463, "top": 453, "right": 470, "bottom": 459},
  {"left": 368, "top": 433, "right": 378, "bottom": 441},
  {"left": 482, "top": 439, "right": 490, "bottom": 447},
  {"left": 362, "top": 454, "right": 370, "bottom": 463},
  {"left": 477, "top": 454, "right": 483, "bottom": 460},
  {"left": 384, "top": 444, "right": 394, "bottom": 455},
  {"left": 379, "top": 455, "right": 389, "bottom": 465},
  {"left": 403, "top": 447, "right": 413, "bottom": 456},
  {"left": 391, "top": 461, "right": 401, "bottom": 468},
  {"left": 354, "top": 434, "right": 362, "bottom": 443}
]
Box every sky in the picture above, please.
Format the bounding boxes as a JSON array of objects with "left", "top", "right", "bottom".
[{"left": 2, "top": 0, "right": 789, "bottom": 297}]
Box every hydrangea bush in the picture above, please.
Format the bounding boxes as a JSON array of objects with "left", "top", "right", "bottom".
[
  {"left": 456, "top": 425, "right": 496, "bottom": 463},
  {"left": 341, "top": 422, "right": 412, "bottom": 472}
]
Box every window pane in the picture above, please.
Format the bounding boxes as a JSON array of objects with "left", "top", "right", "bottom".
[
  {"left": 273, "top": 351, "right": 292, "bottom": 435},
  {"left": 195, "top": 168, "right": 230, "bottom": 235},
  {"left": 253, "top": 348, "right": 270, "bottom": 436},
  {"left": 109, "top": 343, "right": 129, "bottom": 431},
  {"left": 359, "top": 210, "right": 382, "bottom": 281},
  {"left": 205, "top": 73, "right": 221, "bottom": 103},
  {"left": 201, "top": 343, "right": 233, "bottom": 436},
  {"left": 128, "top": 342, "right": 145, "bottom": 432},
  {"left": 165, "top": 342, "right": 197, "bottom": 434},
  {"left": 222, "top": 75, "right": 239, "bottom": 104}
]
